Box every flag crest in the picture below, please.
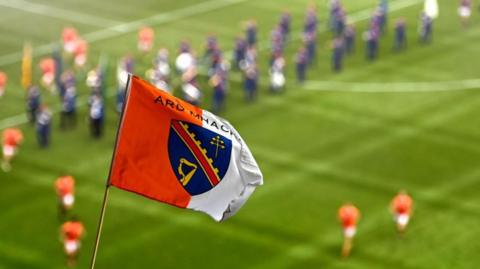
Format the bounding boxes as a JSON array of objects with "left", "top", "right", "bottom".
[{"left": 168, "top": 120, "right": 232, "bottom": 196}]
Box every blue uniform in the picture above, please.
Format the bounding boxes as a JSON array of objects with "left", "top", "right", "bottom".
[
  {"left": 394, "top": 19, "right": 407, "bottom": 51},
  {"left": 36, "top": 107, "right": 52, "bottom": 148},
  {"left": 233, "top": 38, "right": 246, "bottom": 70},
  {"left": 333, "top": 8, "right": 346, "bottom": 36},
  {"left": 419, "top": 13, "right": 433, "bottom": 43},
  {"left": 246, "top": 23, "right": 257, "bottom": 47},
  {"left": 304, "top": 31, "right": 317, "bottom": 65},
  {"left": 304, "top": 9, "right": 318, "bottom": 34},
  {"left": 26, "top": 86, "right": 41, "bottom": 125},
  {"left": 117, "top": 56, "right": 134, "bottom": 113},
  {"left": 296, "top": 48, "right": 308, "bottom": 83},
  {"left": 61, "top": 86, "right": 77, "bottom": 130},
  {"left": 279, "top": 13, "right": 291, "bottom": 41},
  {"left": 89, "top": 94, "right": 104, "bottom": 138},
  {"left": 244, "top": 66, "right": 258, "bottom": 102},
  {"left": 211, "top": 65, "right": 228, "bottom": 113},
  {"left": 344, "top": 25, "right": 356, "bottom": 54},
  {"left": 332, "top": 38, "right": 345, "bottom": 72},
  {"left": 365, "top": 27, "right": 379, "bottom": 60}
]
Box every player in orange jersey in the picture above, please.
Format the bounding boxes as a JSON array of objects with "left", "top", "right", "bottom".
[
  {"left": 391, "top": 191, "right": 413, "bottom": 234},
  {"left": 62, "top": 27, "right": 79, "bottom": 54},
  {"left": 138, "top": 26, "right": 154, "bottom": 53},
  {"left": 1, "top": 128, "right": 23, "bottom": 172},
  {"left": 60, "top": 219, "right": 85, "bottom": 267},
  {"left": 0, "top": 71, "right": 7, "bottom": 97},
  {"left": 74, "top": 39, "right": 88, "bottom": 68},
  {"left": 338, "top": 203, "right": 360, "bottom": 258},
  {"left": 55, "top": 175, "right": 76, "bottom": 219},
  {"left": 39, "top": 58, "right": 56, "bottom": 92}
]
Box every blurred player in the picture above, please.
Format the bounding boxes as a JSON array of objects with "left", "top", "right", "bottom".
[
  {"left": 62, "top": 27, "right": 78, "bottom": 54},
  {"left": 1, "top": 128, "right": 23, "bottom": 172},
  {"left": 36, "top": 105, "right": 52, "bottom": 148},
  {"left": 209, "top": 61, "right": 228, "bottom": 113},
  {"left": 181, "top": 65, "right": 202, "bottom": 105},
  {"left": 269, "top": 54, "right": 285, "bottom": 92},
  {"left": 364, "top": 28, "right": 379, "bottom": 61},
  {"left": 295, "top": 46, "right": 308, "bottom": 83},
  {"left": 233, "top": 36, "right": 246, "bottom": 70},
  {"left": 86, "top": 66, "right": 103, "bottom": 96},
  {"left": 55, "top": 175, "right": 75, "bottom": 218},
  {"left": 459, "top": 0, "right": 472, "bottom": 27},
  {"left": 304, "top": 4, "right": 318, "bottom": 34},
  {"left": 39, "top": 58, "right": 56, "bottom": 93},
  {"left": 243, "top": 63, "right": 258, "bottom": 102},
  {"left": 60, "top": 219, "right": 85, "bottom": 267},
  {"left": 73, "top": 39, "right": 88, "bottom": 68},
  {"left": 344, "top": 25, "right": 356, "bottom": 55},
  {"left": 60, "top": 71, "right": 77, "bottom": 130},
  {"left": 394, "top": 18, "right": 407, "bottom": 51},
  {"left": 279, "top": 11, "right": 291, "bottom": 42},
  {"left": 332, "top": 5, "right": 346, "bottom": 36},
  {"left": 26, "top": 85, "right": 41, "bottom": 125},
  {"left": 88, "top": 93, "right": 104, "bottom": 138},
  {"left": 138, "top": 26, "right": 154, "bottom": 53},
  {"left": 116, "top": 55, "right": 134, "bottom": 113},
  {"left": 0, "top": 71, "right": 7, "bottom": 97},
  {"left": 391, "top": 191, "right": 413, "bottom": 234},
  {"left": 204, "top": 34, "right": 218, "bottom": 63},
  {"left": 419, "top": 12, "right": 433, "bottom": 44},
  {"left": 245, "top": 20, "right": 257, "bottom": 47},
  {"left": 304, "top": 30, "right": 317, "bottom": 66},
  {"left": 154, "top": 48, "right": 170, "bottom": 80},
  {"left": 175, "top": 41, "right": 194, "bottom": 75},
  {"left": 338, "top": 204, "right": 360, "bottom": 258},
  {"left": 331, "top": 37, "right": 344, "bottom": 73}
]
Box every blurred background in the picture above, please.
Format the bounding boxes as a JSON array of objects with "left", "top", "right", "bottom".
[{"left": 1, "top": 0, "right": 480, "bottom": 268}]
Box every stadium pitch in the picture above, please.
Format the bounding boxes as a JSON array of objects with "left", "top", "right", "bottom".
[{"left": 1, "top": 0, "right": 480, "bottom": 268}]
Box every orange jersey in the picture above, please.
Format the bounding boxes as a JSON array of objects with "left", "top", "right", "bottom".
[
  {"left": 2, "top": 128, "right": 23, "bottom": 147},
  {"left": 392, "top": 194, "right": 413, "bottom": 215},
  {"left": 55, "top": 176, "right": 75, "bottom": 196},
  {"left": 39, "top": 58, "right": 55, "bottom": 75},
  {"left": 338, "top": 205, "right": 360, "bottom": 228},
  {"left": 139, "top": 27, "right": 154, "bottom": 42},
  {"left": 62, "top": 27, "right": 78, "bottom": 43},
  {"left": 74, "top": 39, "right": 88, "bottom": 56},
  {"left": 62, "top": 221, "right": 84, "bottom": 241},
  {"left": 0, "top": 71, "right": 7, "bottom": 87}
]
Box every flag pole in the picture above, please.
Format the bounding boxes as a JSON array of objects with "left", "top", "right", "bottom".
[
  {"left": 89, "top": 186, "right": 111, "bottom": 269},
  {"left": 89, "top": 74, "right": 133, "bottom": 269}
]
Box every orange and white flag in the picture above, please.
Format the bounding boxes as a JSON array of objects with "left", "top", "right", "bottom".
[{"left": 109, "top": 75, "right": 263, "bottom": 221}]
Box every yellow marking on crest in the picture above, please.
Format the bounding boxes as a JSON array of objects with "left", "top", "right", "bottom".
[{"left": 178, "top": 158, "right": 198, "bottom": 186}]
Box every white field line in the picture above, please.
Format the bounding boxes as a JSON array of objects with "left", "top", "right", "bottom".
[
  {"left": 302, "top": 79, "right": 480, "bottom": 93},
  {"left": 0, "top": 0, "right": 123, "bottom": 27},
  {"left": 252, "top": 92, "right": 480, "bottom": 200},
  {"left": 0, "top": 0, "right": 248, "bottom": 67}
]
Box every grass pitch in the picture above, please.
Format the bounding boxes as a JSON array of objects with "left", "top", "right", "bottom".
[{"left": 1, "top": 0, "right": 480, "bottom": 268}]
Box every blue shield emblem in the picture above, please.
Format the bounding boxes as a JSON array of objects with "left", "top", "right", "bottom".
[{"left": 168, "top": 120, "right": 232, "bottom": 196}]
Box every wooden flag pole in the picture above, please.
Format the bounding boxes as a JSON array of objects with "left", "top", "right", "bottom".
[
  {"left": 89, "top": 74, "right": 133, "bottom": 269},
  {"left": 89, "top": 186, "right": 111, "bottom": 269}
]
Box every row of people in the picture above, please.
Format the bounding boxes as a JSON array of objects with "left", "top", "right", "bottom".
[{"left": 1, "top": 1, "right": 477, "bottom": 153}]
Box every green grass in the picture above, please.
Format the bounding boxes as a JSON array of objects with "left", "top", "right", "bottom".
[{"left": 1, "top": 0, "right": 480, "bottom": 268}]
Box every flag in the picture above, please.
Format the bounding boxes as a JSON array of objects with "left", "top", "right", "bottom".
[
  {"left": 21, "top": 43, "right": 32, "bottom": 90},
  {"left": 109, "top": 75, "right": 263, "bottom": 221}
]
